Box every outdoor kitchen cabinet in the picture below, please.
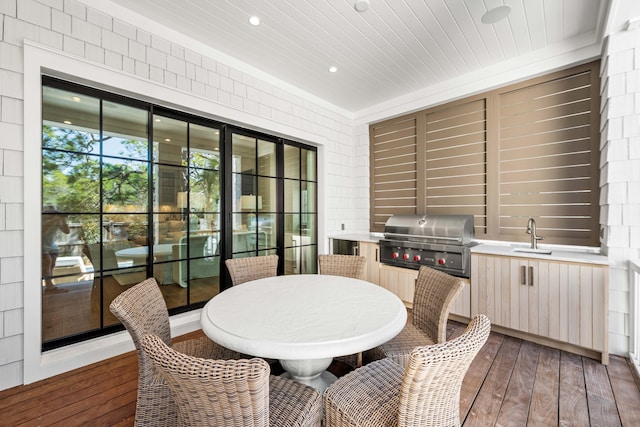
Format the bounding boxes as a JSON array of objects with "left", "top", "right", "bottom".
[
  {"left": 471, "top": 253, "right": 609, "bottom": 364},
  {"left": 360, "top": 241, "right": 380, "bottom": 284},
  {"left": 378, "top": 263, "right": 471, "bottom": 319}
]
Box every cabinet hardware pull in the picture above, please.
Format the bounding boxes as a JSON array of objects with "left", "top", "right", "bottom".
[
  {"left": 521, "top": 266, "right": 526, "bottom": 285},
  {"left": 529, "top": 266, "right": 534, "bottom": 286},
  {"left": 375, "top": 248, "right": 379, "bottom": 262}
]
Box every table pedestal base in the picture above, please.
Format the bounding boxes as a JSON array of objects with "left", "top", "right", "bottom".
[{"left": 280, "top": 357, "right": 337, "bottom": 392}]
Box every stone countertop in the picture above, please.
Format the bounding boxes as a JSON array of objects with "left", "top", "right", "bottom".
[
  {"left": 326, "top": 235, "right": 609, "bottom": 266},
  {"left": 328, "top": 233, "right": 382, "bottom": 243},
  {"left": 471, "top": 243, "right": 609, "bottom": 265}
]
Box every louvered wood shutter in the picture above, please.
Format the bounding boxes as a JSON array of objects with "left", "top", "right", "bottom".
[
  {"left": 497, "top": 63, "right": 600, "bottom": 245},
  {"left": 369, "top": 115, "right": 417, "bottom": 232},
  {"left": 368, "top": 61, "right": 599, "bottom": 246},
  {"left": 421, "top": 98, "right": 488, "bottom": 236}
]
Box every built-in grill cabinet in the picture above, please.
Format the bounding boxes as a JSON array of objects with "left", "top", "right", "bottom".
[{"left": 379, "top": 214, "right": 477, "bottom": 278}]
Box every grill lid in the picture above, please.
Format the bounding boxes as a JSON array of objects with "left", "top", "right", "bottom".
[{"left": 383, "top": 214, "right": 475, "bottom": 245}]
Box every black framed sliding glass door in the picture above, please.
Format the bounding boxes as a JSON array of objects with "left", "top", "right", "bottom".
[{"left": 41, "top": 76, "right": 317, "bottom": 350}]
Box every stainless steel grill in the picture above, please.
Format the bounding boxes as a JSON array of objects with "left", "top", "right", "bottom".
[{"left": 379, "top": 214, "right": 477, "bottom": 278}]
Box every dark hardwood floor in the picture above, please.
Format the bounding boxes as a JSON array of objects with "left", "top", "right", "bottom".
[{"left": 2, "top": 321, "right": 640, "bottom": 426}]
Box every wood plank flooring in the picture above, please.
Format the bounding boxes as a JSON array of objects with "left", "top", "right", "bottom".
[{"left": 2, "top": 321, "right": 640, "bottom": 426}]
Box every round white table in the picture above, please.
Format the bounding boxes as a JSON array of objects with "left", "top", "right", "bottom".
[
  {"left": 115, "top": 244, "right": 174, "bottom": 262},
  {"left": 200, "top": 274, "right": 407, "bottom": 391},
  {"left": 115, "top": 244, "right": 175, "bottom": 284}
]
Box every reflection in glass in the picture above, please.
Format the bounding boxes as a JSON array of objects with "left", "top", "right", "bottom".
[
  {"left": 43, "top": 150, "right": 100, "bottom": 212},
  {"left": 255, "top": 213, "right": 276, "bottom": 250},
  {"left": 189, "top": 123, "right": 220, "bottom": 163},
  {"left": 232, "top": 134, "right": 256, "bottom": 173},
  {"left": 257, "top": 176, "right": 276, "bottom": 213},
  {"left": 284, "top": 245, "right": 315, "bottom": 275},
  {"left": 153, "top": 115, "right": 187, "bottom": 166},
  {"left": 284, "top": 247, "right": 298, "bottom": 275},
  {"left": 42, "top": 86, "right": 100, "bottom": 153},
  {"left": 103, "top": 213, "right": 148, "bottom": 247},
  {"left": 258, "top": 139, "right": 276, "bottom": 176},
  {"left": 103, "top": 101, "right": 148, "bottom": 160},
  {"left": 302, "top": 182, "right": 316, "bottom": 213},
  {"left": 284, "top": 179, "right": 300, "bottom": 212},
  {"left": 284, "top": 213, "right": 301, "bottom": 238},
  {"left": 41, "top": 80, "right": 317, "bottom": 348},
  {"left": 232, "top": 215, "right": 260, "bottom": 254},
  {"left": 301, "top": 148, "right": 316, "bottom": 181},
  {"left": 154, "top": 164, "right": 186, "bottom": 213},
  {"left": 154, "top": 214, "right": 187, "bottom": 245},
  {"left": 299, "top": 245, "right": 317, "bottom": 274},
  {"left": 284, "top": 144, "right": 300, "bottom": 179},
  {"left": 188, "top": 255, "right": 221, "bottom": 303},
  {"left": 190, "top": 124, "right": 221, "bottom": 225},
  {"left": 301, "top": 214, "right": 317, "bottom": 245},
  {"left": 103, "top": 158, "right": 149, "bottom": 210}
]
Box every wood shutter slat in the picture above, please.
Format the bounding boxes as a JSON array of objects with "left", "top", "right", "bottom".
[
  {"left": 370, "top": 115, "right": 418, "bottom": 232},
  {"left": 369, "top": 61, "right": 599, "bottom": 245}
]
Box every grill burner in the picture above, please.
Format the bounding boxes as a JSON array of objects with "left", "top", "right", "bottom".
[{"left": 379, "top": 214, "right": 477, "bottom": 278}]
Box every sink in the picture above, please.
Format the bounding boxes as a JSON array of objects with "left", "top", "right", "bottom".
[{"left": 513, "top": 247, "right": 552, "bottom": 255}]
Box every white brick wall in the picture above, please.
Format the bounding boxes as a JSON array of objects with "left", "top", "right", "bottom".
[
  {"left": 600, "top": 24, "right": 640, "bottom": 356},
  {"left": 0, "top": 0, "right": 361, "bottom": 390}
]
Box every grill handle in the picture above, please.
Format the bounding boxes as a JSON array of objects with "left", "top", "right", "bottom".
[{"left": 383, "top": 232, "right": 463, "bottom": 243}]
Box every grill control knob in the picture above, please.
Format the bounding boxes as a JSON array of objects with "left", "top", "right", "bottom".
[
  {"left": 391, "top": 252, "right": 399, "bottom": 259},
  {"left": 438, "top": 258, "right": 446, "bottom": 265},
  {"left": 413, "top": 255, "right": 421, "bottom": 262},
  {"left": 402, "top": 253, "right": 410, "bottom": 260}
]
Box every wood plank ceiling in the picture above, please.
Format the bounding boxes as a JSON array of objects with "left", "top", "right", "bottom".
[{"left": 93, "top": 0, "right": 604, "bottom": 113}]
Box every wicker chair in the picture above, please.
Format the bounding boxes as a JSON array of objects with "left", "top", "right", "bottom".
[
  {"left": 141, "top": 333, "right": 322, "bottom": 427},
  {"left": 317, "top": 254, "right": 368, "bottom": 369},
  {"left": 324, "top": 314, "right": 491, "bottom": 427},
  {"left": 363, "top": 265, "right": 465, "bottom": 368},
  {"left": 225, "top": 255, "right": 278, "bottom": 286},
  {"left": 109, "top": 277, "right": 243, "bottom": 427},
  {"left": 318, "top": 254, "right": 367, "bottom": 279}
]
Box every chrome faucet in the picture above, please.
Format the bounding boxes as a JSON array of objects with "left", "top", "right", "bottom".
[{"left": 526, "top": 217, "right": 544, "bottom": 249}]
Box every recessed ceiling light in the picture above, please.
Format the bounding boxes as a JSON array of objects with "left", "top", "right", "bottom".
[
  {"left": 165, "top": 138, "right": 171, "bottom": 142},
  {"left": 329, "top": 66, "right": 338, "bottom": 73},
  {"left": 354, "top": 0, "right": 369, "bottom": 12},
  {"left": 481, "top": 5, "right": 511, "bottom": 24},
  {"left": 249, "top": 16, "right": 260, "bottom": 26},
  {"left": 63, "top": 120, "right": 72, "bottom": 125},
  {"left": 71, "top": 96, "right": 81, "bottom": 102}
]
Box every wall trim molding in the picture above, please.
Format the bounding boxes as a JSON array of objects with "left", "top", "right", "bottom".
[{"left": 22, "top": 40, "right": 328, "bottom": 384}]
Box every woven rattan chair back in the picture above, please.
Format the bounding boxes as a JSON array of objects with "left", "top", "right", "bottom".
[
  {"left": 109, "top": 278, "right": 176, "bottom": 426},
  {"left": 398, "top": 314, "right": 491, "bottom": 427},
  {"left": 317, "top": 254, "right": 367, "bottom": 279},
  {"left": 317, "top": 254, "right": 368, "bottom": 368},
  {"left": 323, "top": 315, "right": 490, "bottom": 427},
  {"left": 225, "top": 255, "right": 278, "bottom": 286},
  {"left": 413, "top": 266, "right": 465, "bottom": 344},
  {"left": 141, "top": 333, "right": 271, "bottom": 427}
]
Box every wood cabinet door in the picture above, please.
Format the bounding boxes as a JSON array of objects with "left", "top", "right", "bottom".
[
  {"left": 380, "top": 263, "right": 470, "bottom": 317},
  {"left": 472, "top": 253, "right": 608, "bottom": 362},
  {"left": 359, "top": 242, "right": 380, "bottom": 284},
  {"left": 379, "top": 265, "right": 417, "bottom": 308},
  {"left": 472, "top": 254, "right": 511, "bottom": 328},
  {"left": 450, "top": 277, "right": 471, "bottom": 318}
]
